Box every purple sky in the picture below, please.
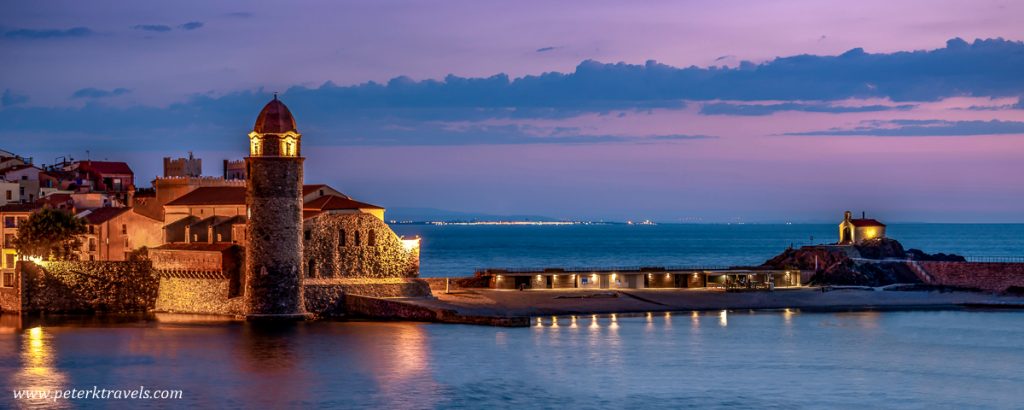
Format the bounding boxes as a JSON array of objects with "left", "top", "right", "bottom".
[{"left": 3, "top": 0, "right": 1024, "bottom": 222}]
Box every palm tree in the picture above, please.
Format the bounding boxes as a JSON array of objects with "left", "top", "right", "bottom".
[{"left": 13, "top": 208, "right": 87, "bottom": 261}]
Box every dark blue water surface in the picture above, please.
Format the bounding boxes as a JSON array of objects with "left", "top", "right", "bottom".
[
  {"left": 390, "top": 224, "right": 1024, "bottom": 277},
  {"left": 2, "top": 310, "right": 1023, "bottom": 409}
]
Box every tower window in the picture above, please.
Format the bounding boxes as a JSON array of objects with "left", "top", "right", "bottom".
[
  {"left": 355, "top": 231, "right": 361, "bottom": 246},
  {"left": 368, "top": 230, "right": 376, "bottom": 246},
  {"left": 307, "top": 260, "right": 316, "bottom": 278},
  {"left": 304, "top": 230, "right": 312, "bottom": 241},
  {"left": 338, "top": 229, "right": 346, "bottom": 247}
]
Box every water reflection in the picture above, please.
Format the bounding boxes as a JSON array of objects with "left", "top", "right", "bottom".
[
  {"left": 719, "top": 310, "right": 728, "bottom": 327},
  {"left": 17, "top": 326, "right": 69, "bottom": 409}
]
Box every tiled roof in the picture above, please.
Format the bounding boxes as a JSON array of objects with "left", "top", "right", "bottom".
[
  {"left": 304, "top": 194, "right": 383, "bottom": 211},
  {"left": 253, "top": 98, "right": 297, "bottom": 134},
  {"left": 80, "top": 207, "right": 131, "bottom": 224},
  {"left": 850, "top": 219, "right": 885, "bottom": 227},
  {"left": 166, "top": 186, "right": 246, "bottom": 206},
  {"left": 0, "top": 203, "right": 42, "bottom": 213},
  {"left": 78, "top": 161, "right": 133, "bottom": 175}
]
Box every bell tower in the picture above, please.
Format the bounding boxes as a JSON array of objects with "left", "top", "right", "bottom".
[{"left": 243, "top": 95, "right": 307, "bottom": 320}]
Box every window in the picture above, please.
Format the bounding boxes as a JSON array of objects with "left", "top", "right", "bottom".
[
  {"left": 4, "top": 254, "right": 14, "bottom": 268},
  {"left": 2, "top": 272, "right": 13, "bottom": 288},
  {"left": 88, "top": 238, "right": 97, "bottom": 252},
  {"left": 3, "top": 217, "right": 14, "bottom": 228},
  {"left": 89, "top": 255, "right": 95, "bottom": 261},
  {"left": 121, "top": 224, "right": 127, "bottom": 234},
  {"left": 338, "top": 229, "right": 346, "bottom": 247},
  {"left": 307, "top": 260, "right": 316, "bottom": 278},
  {"left": 4, "top": 190, "right": 10, "bottom": 200},
  {"left": 124, "top": 237, "right": 129, "bottom": 247},
  {"left": 367, "top": 230, "right": 376, "bottom": 246},
  {"left": 3, "top": 234, "right": 14, "bottom": 248},
  {"left": 88, "top": 225, "right": 95, "bottom": 234},
  {"left": 354, "top": 231, "right": 361, "bottom": 246},
  {"left": 304, "top": 230, "right": 311, "bottom": 241}
]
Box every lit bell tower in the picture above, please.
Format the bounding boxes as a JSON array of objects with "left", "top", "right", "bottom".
[{"left": 243, "top": 95, "right": 307, "bottom": 320}]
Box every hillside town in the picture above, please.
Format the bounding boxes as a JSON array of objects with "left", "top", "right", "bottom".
[{"left": 0, "top": 143, "right": 406, "bottom": 289}]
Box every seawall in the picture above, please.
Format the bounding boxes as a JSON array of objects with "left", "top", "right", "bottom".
[{"left": 917, "top": 261, "right": 1024, "bottom": 293}]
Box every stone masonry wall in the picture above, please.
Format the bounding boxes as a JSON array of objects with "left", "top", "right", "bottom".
[
  {"left": 0, "top": 268, "right": 21, "bottom": 313},
  {"left": 18, "top": 260, "right": 156, "bottom": 313},
  {"left": 245, "top": 157, "right": 304, "bottom": 316},
  {"left": 154, "top": 277, "right": 243, "bottom": 315},
  {"left": 918, "top": 262, "right": 1024, "bottom": 293},
  {"left": 303, "top": 278, "right": 432, "bottom": 318},
  {"left": 304, "top": 213, "right": 419, "bottom": 279}
]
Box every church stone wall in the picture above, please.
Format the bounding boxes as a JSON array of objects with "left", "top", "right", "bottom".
[
  {"left": 304, "top": 213, "right": 419, "bottom": 279},
  {"left": 244, "top": 157, "right": 304, "bottom": 315}
]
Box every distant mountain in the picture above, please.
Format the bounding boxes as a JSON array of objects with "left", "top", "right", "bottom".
[{"left": 386, "top": 207, "right": 560, "bottom": 222}]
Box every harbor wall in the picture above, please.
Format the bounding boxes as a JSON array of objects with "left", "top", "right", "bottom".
[
  {"left": 17, "top": 261, "right": 156, "bottom": 313},
  {"left": 918, "top": 262, "right": 1024, "bottom": 293}
]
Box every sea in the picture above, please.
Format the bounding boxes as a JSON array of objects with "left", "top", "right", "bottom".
[
  {"left": 3, "top": 223, "right": 1024, "bottom": 408},
  {"left": 390, "top": 223, "right": 1024, "bottom": 277}
]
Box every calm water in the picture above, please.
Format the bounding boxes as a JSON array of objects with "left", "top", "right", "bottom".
[
  {"left": 391, "top": 224, "right": 1024, "bottom": 277},
  {"left": 2, "top": 310, "right": 1023, "bottom": 409}
]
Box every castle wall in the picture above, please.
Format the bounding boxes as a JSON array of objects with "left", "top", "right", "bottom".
[
  {"left": 304, "top": 213, "right": 419, "bottom": 279},
  {"left": 303, "top": 278, "right": 431, "bottom": 318},
  {"left": 918, "top": 261, "right": 1024, "bottom": 293},
  {"left": 155, "top": 277, "right": 243, "bottom": 315},
  {"left": 16, "top": 261, "right": 156, "bottom": 313}
]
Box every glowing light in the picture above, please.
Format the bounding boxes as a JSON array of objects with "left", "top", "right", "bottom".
[
  {"left": 865, "top": 228, "right": 878, "bottom": 239},
  {"left": 550, "top": 316, "right": 559, "bottom": 328},
  {"left": 28, "top": 256, "right": 45, "bottom": 264},
  {"left": 535, "top": 317, "right": 543, "bottom": 328},
  {"left": 401, "top": 238, "right": 421, "bottom": 252},
  {"left": 719, "top": 310, "right": 728, "bottom": 327},
  {"left": 783, "top": 308, "right": 793, "bottom": 324},
  {"left": 589, "top": 314, "right": 599, "bottom": 329},
  {"left": 646, "top": 312, "right": 653, "bottom": 322},
  {"left": 570, "top": 316, "right": 578, "bottom": 328}
]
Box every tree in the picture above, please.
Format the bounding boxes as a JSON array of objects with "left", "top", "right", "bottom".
[{"left": 13, "top": 208, "right": 87, "bottom": 261}]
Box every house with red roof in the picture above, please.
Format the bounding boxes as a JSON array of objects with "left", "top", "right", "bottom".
[{"left": 838, "top": 211, "right": 886, "bottom": 245}]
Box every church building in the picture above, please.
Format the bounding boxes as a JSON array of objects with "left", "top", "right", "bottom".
[
  {"left": 838, "top": 211, "right": 886, "bottom": 245},
  {"left": 150, "top": 97, "right": 421, "bottom": 319}
]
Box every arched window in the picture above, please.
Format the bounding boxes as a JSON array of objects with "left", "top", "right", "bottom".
[
  {"left": 250, "top": 136, "right": 261, "bottom": 156},
  {"left": 367, "top": 230, "right": 376, "bottom": 246},
  {"left": 355, "top": 231, "right": 362, "bottom": 246},
  {"left": 338, "top": 229, "right": 346, "bottom": 247},
  {"left": 307, "top": 260, "right": 316, "bottom": 278}
]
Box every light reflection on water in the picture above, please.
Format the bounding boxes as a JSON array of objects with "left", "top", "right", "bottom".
[{"left": 2, "top": 310, "right": 1024, "bottom": 408}]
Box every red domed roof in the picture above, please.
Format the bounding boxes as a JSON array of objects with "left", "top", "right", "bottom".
[{"left": 253, "top": 96, "right": 297, "bottom": 133}]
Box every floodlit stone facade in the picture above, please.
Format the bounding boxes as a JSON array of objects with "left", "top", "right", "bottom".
[{"left": 303, "top": 212, "right": 419, "bottom": 279}]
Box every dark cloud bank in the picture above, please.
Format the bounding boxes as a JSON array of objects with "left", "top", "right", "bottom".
[
  {"left": 788, "top": 119, "right": 1024, "bottom": 137},
  {"left": 1, "top": 38, "right": 1023, "bottom": 150},
  {"left": 3, "top": 27, "right": 92, "bottom": 39}
]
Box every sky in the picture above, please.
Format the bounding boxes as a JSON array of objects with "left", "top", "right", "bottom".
[{"left": 2, "top": 0, "right": 1024, "bottom": 222}]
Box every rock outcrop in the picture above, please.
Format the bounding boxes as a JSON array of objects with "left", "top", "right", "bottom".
[{"left": 761, "top": 238, "right": 961, "bottom": 287}]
